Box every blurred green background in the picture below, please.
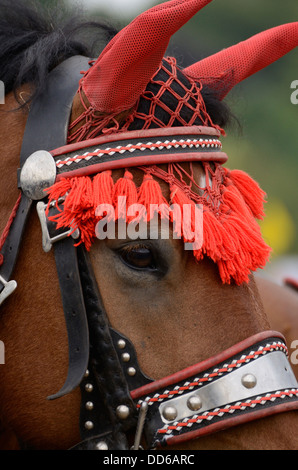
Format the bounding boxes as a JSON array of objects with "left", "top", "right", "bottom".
[{"left": 46, "top": 0, "right": 298, "bottom": 281}]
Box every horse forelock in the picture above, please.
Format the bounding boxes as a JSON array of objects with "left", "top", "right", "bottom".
[{"left": 0, "top": 0, "right": 117, "bottom": 107}]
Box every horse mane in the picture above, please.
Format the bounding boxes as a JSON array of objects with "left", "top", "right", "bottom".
[
  {"left": 0, "top": 0, "right": 118, "bottom": 106},
  {"left": 0, "top": 0, "right": 235, "bottom": 129}
]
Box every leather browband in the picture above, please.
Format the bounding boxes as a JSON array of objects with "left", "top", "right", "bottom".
[
  {"left": 51, "top": 126, "right": 227, "bottom": 181},
  {"left": 18, "top": 126, "right": 227, "bottom": 201}
]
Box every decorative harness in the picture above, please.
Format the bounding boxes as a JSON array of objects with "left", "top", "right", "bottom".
[{"left": 0, "top": 57, "right": 297, "bottom": 450}]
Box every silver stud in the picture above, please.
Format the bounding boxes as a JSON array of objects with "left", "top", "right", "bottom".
[
  {"left": 187, "top": 395, "right": 202, "bottom": 411},
  {"left": 84, "top": 369, "right": 90, "bottom": 378},
  {"left": 95, "top": 441, "right": 109, "bottom": 450},
  {"left": 241, "top": 373, "right": 257, "bottom": 389},
  {"left": 121, "top": 352, "right": 130, "bottom": 362},
  {"left": 118, "top": 339, "right": 126, "bottom": 349},
  {"left": 19, "top": 150, "right": 57, "bottom": 200},
  {"left": 84, "top": 421, "right": 94, "bottom": 430},
  {"left": 85, "top": 383, "right": 93, "bottom": 392},
  {"left": 85, "top": 401, "right": 94, "bottom": 411},
  {"left": 162, "top": 406, "right": 178, "bottom": 421},
  {"left": 127, "top": 367, "right": 136, "bottom": 376},
  {"left": 116, "top": 405, "right": 130, "bottom": 420}
]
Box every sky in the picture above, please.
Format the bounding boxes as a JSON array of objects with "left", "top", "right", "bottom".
[{"left": 73, "top": 0, "right": 155, "bottom": 17}]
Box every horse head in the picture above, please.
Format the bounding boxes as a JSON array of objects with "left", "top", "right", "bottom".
[{"left": 0, "top": 0, "right": 297, "bottom": 450}]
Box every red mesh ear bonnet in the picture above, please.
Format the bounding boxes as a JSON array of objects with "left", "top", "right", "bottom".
[
  {"left": 80, "top": 0, "right": 214, "bottom": 114},
  {"left": 47, "top": 1, "right": 298, "bottom": 285},
  {"left": 184, "top": 22, "right": 298, "bottom": 99},
  {"left": 68, "top": 56, "right": 223, "bottom": 142}
]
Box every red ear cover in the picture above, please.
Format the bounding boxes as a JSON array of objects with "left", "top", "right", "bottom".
[
  {"left": 184, "top": 22, "right": 298, "bottom": 100},
  {"left": 81, "top": 0, "right": 213, "bottom": 113}
]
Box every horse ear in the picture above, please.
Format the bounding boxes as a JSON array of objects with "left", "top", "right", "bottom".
[
  {"left": 184, "top": 23, "right": 298, "bottom": 100},
  {"left": 80, "top": 0, "right": 214, "bottom": 114}
]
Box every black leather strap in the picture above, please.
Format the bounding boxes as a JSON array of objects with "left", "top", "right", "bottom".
[
  {"left": 0, "top": 55, "right": 92, "bottom": 400},
  {"left": 75, "top": 246, "right": 140, "bottom": 449},
  {"left": 0, "top": 195, "right": 32, "bottom": 289},
  {"left": 19, "top": 56, "right": 90, "bottom": 166},
  {"left": 0, "top": 56, "right": 91, "bottom": 293},
  {"left": 47, "top": 237, "right": 89, "bottom": 400}
]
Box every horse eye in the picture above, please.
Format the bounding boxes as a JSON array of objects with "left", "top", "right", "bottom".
[{"left": 119, "top": 246, "right": 156, "bottom": 271}]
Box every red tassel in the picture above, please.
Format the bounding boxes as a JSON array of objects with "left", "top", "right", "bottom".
[
  {"left": 220, "top": 212, "right": 271, "bottom": 285},
  {"left": 200, "top": 209, "right": 236, "bottom": 262},
  {"left": 222, "top": 184, "right": 261, "bottom": 228},
  {"left": 44, "top": 166, "right": 272, "bottom": 286},
  {"left": 63, "top": 177, "right": 95, "bottom": 242},
  {"left": 170, "top": 185, "right": 205, "bottom": 247},
  {"left": 217, "top": 223, "right": 270, "bottom": 286},
  {"left": 93, "top": 170, "right": 114, "bottom": 207},
  {"left": 64, "top": 177, "right": 93, "bottom": 212},
  {"left": 113, "top": 170, "right": 138, "bottom": 220},
  {"left": 45, "top": 177, "right": 72, "bottom": 212},
  {"left": 137, "top": 174, "right": 169, "bottom": 221},
  {"left": 170, "top": 185, "right": 193, "bottom": 241},
  {"left": 195, "top": 185, "right": 271, "bottom": 285},
  {"left": 46, "top": 176, "right": 97, "bottom": 250},
  {"left": 217, "top": 259, "right": 241, "bottom": 285},
  {"left": 227, "top": 169, "right": 266, "bottom": 219}
]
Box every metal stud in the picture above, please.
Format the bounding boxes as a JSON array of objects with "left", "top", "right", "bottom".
[
  {"left": 121, "top": 352, "right": 130, "bottom": 362},
  {"left": 116, "top": 405, "right": 130, "bottom": 420},
  {"left": 187, "top": 395, "right": 202, "bottom": 411},
  {"left": 127, "top": 367, "right": 136, "bottom": 376},
  {"left": 84, "top": 421, "right": 94, "bottom": 430},
  {"left": 241, "top": 373, "right": 257, "bottom": 389},
  {"left": 84, "top": 369, "right": 90, "bottom": 378},
  {"left": 162, "top": 406, "right": 178, "bottom": 421},
  {"left": 118, "top": 339, "right": 126, "bottom": 349},
  {"left": 85, "top": 383, "right": 93, "bottom": 392},
  {"left": 95, "top": 441, "right": 109, "bottom": 450},
  {"left": 85, "top": 401, "right": 94, "bottom": 411}
]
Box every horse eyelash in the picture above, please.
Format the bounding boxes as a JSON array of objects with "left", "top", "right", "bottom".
[{"left": 117, "top": 242, "right": 152, "bottom": 255}]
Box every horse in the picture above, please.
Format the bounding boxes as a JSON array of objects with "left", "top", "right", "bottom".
[{"left": 0, "top": 0, "right": 297, "bottom": 451}]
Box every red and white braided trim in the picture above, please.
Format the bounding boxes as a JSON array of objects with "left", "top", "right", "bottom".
[
  {"left": 55, "top": 137, "right": 222, "bottom": 169},
  {"left": 158, "top": 388, "right": 298, "bottom": 435},
  {"left": 136, "top": 341, "right": 288, "bottom": 408}
]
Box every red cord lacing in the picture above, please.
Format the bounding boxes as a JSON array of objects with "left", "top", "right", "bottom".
[{"left": 0, "top": 193, "right": 22, "bottom": 267}]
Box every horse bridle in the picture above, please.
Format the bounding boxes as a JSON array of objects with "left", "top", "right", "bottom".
[{"left": 1, "top": 57, "right": 297, "bottom": 450}]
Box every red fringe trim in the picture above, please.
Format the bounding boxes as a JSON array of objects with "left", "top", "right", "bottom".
[
  {"left": 170, "top": 185, "right": 200, "bottom": 242},
  {"left": 224, "top": 168, "right": 266, "bottom": 219},
  {"left": 45, "top": 165, "right": 271, "bottom": 284},
  {"left": 138, "top": 174, "right": 170, "bottom": 221},
  {"left": 93, "top": 170, "right": 114, "bottom": 207},
  {"left": 113, "top": 170, "right": 138, "bottom": 219}
]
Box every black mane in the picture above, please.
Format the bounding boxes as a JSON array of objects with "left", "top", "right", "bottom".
[
  {"left": 0, "top": 0, "right": 117, "bottom": 105},
  {"left": 0, "top": 0, "right": 235, "bottom": 128}
]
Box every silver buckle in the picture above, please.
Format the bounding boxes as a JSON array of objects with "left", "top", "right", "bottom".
[
  {"left": 36, "top": 200, "right": 80, "bottom": 253},
  {"left": 0, "top": 275, "right": 17, "bottom": 306}
]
